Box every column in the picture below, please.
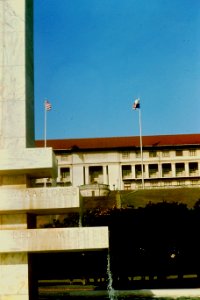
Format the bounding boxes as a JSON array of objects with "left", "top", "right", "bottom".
[
  {"left": 84, "top": 166, "right": 90, "bottom": 184},
  {"left": 0, "top": 0, "right": 34, "bottom": 149},
  {"left": 0, "top": 1, "right": 33, "bottom": 299},
  {"left": 172, "top": 163, "right": 176, "bottom": 177},
  {"left": 185, "top": 162, "right": 189, "bottom": 177},
  {"left": 158, "top": 163, "right": 162, "bottom": 178},
  {"left": 131, "top": 165, "right": 136, "bottom": 179},
  {"left": 0, "top": 214, "right": 29, "bottom": 300},
  {"left": 145, "top": 164, "right": 149, "bottom": 179},
  {"left": 103, "top": 165, "right": 108, "bottom": 184}
]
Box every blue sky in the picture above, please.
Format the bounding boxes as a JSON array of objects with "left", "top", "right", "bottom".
[{"left": 34, "top": 0, "right": 200, "bottom": 140}]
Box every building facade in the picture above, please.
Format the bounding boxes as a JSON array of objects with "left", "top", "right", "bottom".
[{"left": 35, "top": 133, "right": 200, "bottom": 191}]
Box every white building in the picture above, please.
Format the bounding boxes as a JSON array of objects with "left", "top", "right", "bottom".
[{"left": 35, "top": 133, "right": 200, "bottom": 191}]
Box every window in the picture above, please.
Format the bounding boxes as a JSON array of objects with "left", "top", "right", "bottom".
[
  {"left": 176, "top": 150, "right": 183, "bottom": 156},
  {"left": 122, "top": 152, "right": 130, "bottom": 159},
  {"left": 60, "top": 167, "right": 71, "bottom": 185},
  {"left": 162, "top": 163, "right": 172, "bottom": 177},
  {"left": 149, "top": 151, "right": 157, "bottom": 158},
  {"left": 135, "top": 151, "right": 141, "bottom": 158},
  {"left": 135, "top": 164, "right": 145, "bottom": 178},
  {"left": 162, "top": 151, "right": 170, "bottom": 157},
  {"left": 149, "top": 164, "right": 158, "bottom": 178},
  {"left": 189, "top": 149, "right": 196, "bottom": 156},
  {"left": 89, "top": 166, "right": 103, "bottom": 184},
  {"left": 189, "top": 162, "right": 198, "bottom": 175},
  {"left": 61, "top": 155, "right": 69, "bottom": 161},
  {"left": 60, "top": 167, "right": 70, "bottom": 179},
  {"left": 124, "top": 183, "right": 131, "bottom": 190},
  {"left": 175, "top": 163, "right": 185, "bottom": 176},
  {"left": 122, "top": 165, "right": 132, "bottom": 178}
]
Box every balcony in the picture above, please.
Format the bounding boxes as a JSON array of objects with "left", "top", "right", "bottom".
[{"left": 79, "top": 184, "right": 110, "bottom": 197}]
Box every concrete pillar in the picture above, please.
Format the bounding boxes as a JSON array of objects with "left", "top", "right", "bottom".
[
  {"left": 0, "top": 1, "right": 33, "bottom": 298},
  {"left": 118, "top": 164, "right": 122, "bottom": 190},
  {"left": 0, "top": 177, "right": 32, "bottom": 300},
  {"left": 0, "top": 253, "right": 29, "bottom": 300},
  {"left": 131, "top": 165, "right": 136, "bottom": 178},
  {"left": 0, "top": 0, "right": 34, "bottom": 149},
  {"left": 145, "top": 164, "right": 149, "bottom": 179},
  {"left": 103, "top": 165, "right": 108, "bottom": 184},
  {"left": 172, "top": 163, "right": 176, "bottom": 177},
  {"left": 158, "top": 163, "right": 162, "bottom": 178},
  {"left": 0, "top": 212, "right": 29, "bottom": 299},
  {"left": 185, "top": 162, "right": 189, "bottom": 177},
  {"left": 85, "top": 166, "right": 90, "bottom": 184}
]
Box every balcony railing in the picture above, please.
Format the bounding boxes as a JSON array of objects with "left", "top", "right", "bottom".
[
  {"left": 189, "top": 170, "right": 199, "bottom": 176},
  {"left": 122, "top": 172, "right": 132, "bottom": 179},
  {"left": 79, "top": 184, "right": 110, "bottom": 197},
  {"left": 176, "top": 170, "right": 186, "bottom": 177}
]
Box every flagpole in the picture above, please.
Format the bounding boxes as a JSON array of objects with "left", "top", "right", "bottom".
[
  {"left": 44, "top": 100, "right": 47, "bottom": 188},
  {"left": 43, "top": 99, "right": 52, "bottom": 188},
  {"left": 138, "top": 108, "right": 144, "bottom": 189},
  {"left": 44, "top": 100, "right": 47, "bottom": 148},
  {"left": 133, "top": 98, "right": 144, "bottom": 189}
]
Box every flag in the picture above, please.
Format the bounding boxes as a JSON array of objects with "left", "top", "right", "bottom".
[
  {"left": 133, "top": 98, "right": 140, "bottom": 110},
  {"left": 45, "top": 100, "right": 52, "bottom": 111}
]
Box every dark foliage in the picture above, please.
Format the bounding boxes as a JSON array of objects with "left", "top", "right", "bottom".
[
  {"left": 36, "top": 199, "right": 200, "bottom": 289},
  {"left": 82, "top": 200, "right": 200, "bottom": 288}
]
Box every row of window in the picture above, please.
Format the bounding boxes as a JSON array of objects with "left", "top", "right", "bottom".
[
  {"left": 57, "top": 149, "right": 198, "bottom": 165},
  {"left": 122, "top": 162, "right": 199, "bottom": 179},
  {"left": 124, "top": 179, "right": 200, "bottom": 190},
  {"left": 121, "top": 149, "right": 197, "bottom": 159},
  {"left": 59, "top": 166, "right": 104, "bottom": 184},
  {"left": 59, "top": 162, "right": 200, "bottom": 185}
]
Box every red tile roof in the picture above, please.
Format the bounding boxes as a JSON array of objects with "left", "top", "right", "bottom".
[{"left": 35, "top": 133, "right": 200, "bottom": 151}]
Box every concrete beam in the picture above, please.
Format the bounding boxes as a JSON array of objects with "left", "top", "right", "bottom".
[
  {"left": 0, "top": 187, "right": 80, "bottom": 213},
  {"left": 0, "top": 227, "right": 109, "bottom": 253},
  {"left": 0, "top": 148, "right": 57, "bottom": 178}
]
